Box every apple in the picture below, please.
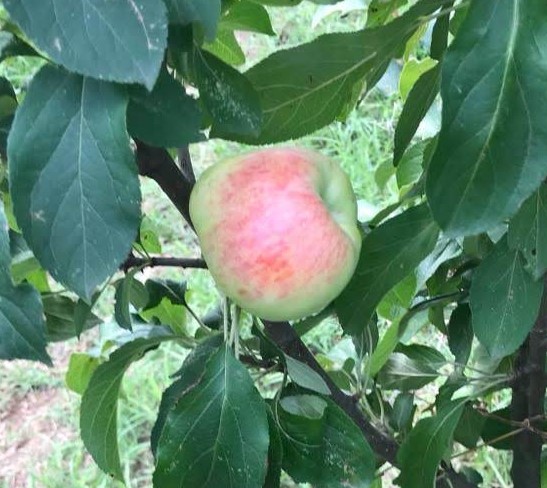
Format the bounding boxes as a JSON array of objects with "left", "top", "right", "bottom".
[{"left": 189, "top": 147, "right": 362, "bottom": 321}]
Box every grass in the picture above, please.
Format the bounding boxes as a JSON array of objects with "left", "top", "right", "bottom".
[{"left": 0, "top": 2, "right": 513, "bottom": 488}]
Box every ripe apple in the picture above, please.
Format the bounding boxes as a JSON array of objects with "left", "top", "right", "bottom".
[{"left": 189, "top": 147, "right": 362, "bottom": 321}]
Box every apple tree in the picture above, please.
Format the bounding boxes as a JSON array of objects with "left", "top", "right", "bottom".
[{"left": 1, "top": 0, "right": 546, "bottom": 487}]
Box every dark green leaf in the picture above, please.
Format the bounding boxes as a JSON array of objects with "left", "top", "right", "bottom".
[
  {"left": 74, "top": 296, "right": 99, "bottom": 338},
  {"left": 151, "top": 334, "right": 223, "bottom": 457},
  {"left": 114, "top": 271, "right": 146, "bottom": 331},
  {"left": 264, "top": 406, "right": 283, "bottom": 488},
  {"left": 154, "top": 346, "right": 270, "bottom": 488},
  {"left": 243, "top": 0, "right": 446, "bottom": 144},
  {"left": 164, "top": 0, "right": 221, "bottom": 41},
  {"left": 4, "top": 0, "right": 167, "bottom": 89},
  {"left": 470, "top": 236, "right": 543, "bottom": 358},
  {"left": 127, "top": 67, "right": 204, "bottom": 147},
  {"left": 393, "top": 64, "right": 440, "bottom": 166},
  {"left": 454, "top": 404, "right": 485, "bottom": 448},
  {"left": 9, "top": 66, "right": 141, "bottom": 299},
  {"left": 480, "top": 407, "right": 514, "bottom": 450},
  {"left": 389, "top": 392, "right": 415, "bottom": 434},
  {"left": 65, "top": 352, "right": 100, "bottom": 395},
  {"left": 194, "top": 49, "right": 262, "bottom": 138},
  {"left": 278, "top": 394, "right": 375, "bottom": 487},
  {"left": 447, "top": 303, "right": 473, "bottom": 365},
  {"left": 81, "top": 335, "right": 173, "bottom": 481},
  {"left": 426, "top": 0, "right": 547, "bottom": 236},
  {"left": 222, "top": 1, "right": 275, "bottom": 35},
  {"left": 43, "top": 295, "right": 101, "bottom": 342},
  {"left": 285, "top": 355, "right": 331, "bottom": 395},
  {"left": 430, "top": 1, "right": 452, "bottom": 60},
  {"left": 508, "top": 183, "right": 547, "bottom": 279},
  {"left": 144, "top": 279, "right": 187, "bottom": 309},
  {"left": 397, "top": 400, "right": 465, "bottom": 487},
  {"left": 335, "top": 204, "right": 439, "bottom": 335},
  {"left": 0, "top": 202, "right": 50, "bottom": 364},
  {"left": 0, "top": 32, "right": 39, "bottom": 61}
]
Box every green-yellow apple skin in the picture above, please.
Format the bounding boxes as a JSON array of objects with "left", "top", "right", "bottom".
[{"left": 189, "top": 147, "right": 362, "bottom": 321}]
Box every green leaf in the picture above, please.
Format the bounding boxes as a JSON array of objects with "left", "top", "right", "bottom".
[
  {"left": 141, "top": 298, "right": 187, "bottom": 336},
  {"left": 377, "top": 344, "right": 443, "bottom": 391},
  {"left": 470, "top": 236, "right": 543, "bottom": 359},
  {"left": 65, "top": 352, "right": 100, "bottom": 395},
  {"left": 278, "top": 393, "right": 375, "bottom": 487},
  {"left": 377, "top": 273, "right": 416, "bottom": 321},
  {"left": 222, "top": 1, "right": 275, "bottom": 35},
  {"left": 204, "top": 28, "right": 245, "bottom": 66},
  {"left": 396, "top": 139, "right": 428, "bottom": 192},
  {"left": 43, "top": 295, "right": 101, "bottom": 342},
  {"left": 127, "top": 67, "right": 204, "bottom": 147},
  {"left": 10, "top": 242, "right": 41, "bottom": 285},
  {"left": 398, "top": 58, "right": 437, "bottom": 101},
  {"left": 366, "top": 0, "right": 406, "bottom": 27},
  {"left": 397, "top": 400, "right": 465, "bottom": 487},
  {"left": 0, "top": 202, "right": 50, "bottom": 363},
  {"left": 4, "top": 0, "right": 167, "bottom": 89},
  {"left": 164, "top": 0, "right": 221, "bottom": 41},
  {"left": 151, "top": 334, "right": 223, "bottom": 457},
  {"left": 252, "top": 0, "right": 302, "bottom": 5},
  {"left": 426, "top": 0, "right": 547, "bottom": 236},
  {"left": 335, "top": 204, "right": 439, "bottom": 335},
  {"left": 393, "top": 64, "right": 440, "bottom": 166},
  {"left": 154, "top": 345, "right": 270, "bottom": 488},
  {"left": 136, "top": 216, "right": 162, "bottom": 255},
  {"left": 194, "top": 49, "right": 262, "bottom": 138},
  {"left": 8, "top": 66, "right": 141, "bottom": 299},
  {"left": 285, "top": 355, "right": 331, "bottom": 395},
  {"left": 243, "top": 0, "right": 447, "bottom": 144},
  {"left": 508, "top": 183, "right": 547, "bottom": 280},
  {"left": 447, "top": 303, "right": 473, "bottom": 365},
  {"left": 81, "top": 335, "right": 173, "bottom": 481}
]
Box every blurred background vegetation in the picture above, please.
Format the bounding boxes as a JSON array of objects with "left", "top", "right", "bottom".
[{"left": 0, "top": 3, "right": 511, "bottom": 487}]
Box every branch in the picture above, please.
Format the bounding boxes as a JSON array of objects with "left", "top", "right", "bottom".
[
  {"left": 135, "top": 139, "right": 195, "bottom": 229},
  {"left": 511, "top": 276, "right": 547, "bottom": 487},
  {"left": 134, "top": 141, "right": 476, "bottom": 488},
  {"left": 123, "top": 254, "right": 207, "bottom": 271},
  {"left": 263, "top": 320, "right": 475, "bottom": 488}
]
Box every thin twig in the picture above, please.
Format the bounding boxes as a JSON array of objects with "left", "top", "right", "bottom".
[{"left": 122, "top": 254, "right": 207, "bottom": 271}]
